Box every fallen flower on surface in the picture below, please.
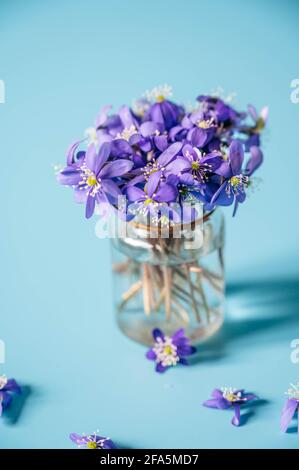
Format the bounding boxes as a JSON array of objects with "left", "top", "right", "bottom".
[
  {"left": 0, "top": 375, "right": 21, "bottom": 416},
  {"left": 70, "top": 431, "right": 117, "bottom": 449},
  {"left": 146, "top": 328, "right": 196, "bottom": 373},
  {"left": 280, "top": 382, "right": 299, "bottom": 434},
  {"left": 203, "top": 387, "right": 257, "bottom": 426}
]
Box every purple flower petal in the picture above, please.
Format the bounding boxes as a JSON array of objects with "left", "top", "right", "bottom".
[
  {"left": 165, "top": 157, "right": 190, "bottom": 175},
  {"left": 203, "top": 398, "right": 230, "bottom": 409},
  {"left": 101, "top": 179, "right": 122, "bottom": 199},
  {"left": 4, "top": 379, "right": 21, "bottom": 394},
  {"left": 85, "top": 144, "right": 97, "bottom": 172},
  {"left": 69, "top": 433, "right": 83, "bottom": 444},
  {"left": 111, "top": 139, "right": 132, "bottom": 158},
  {"left": 95, "top": 104, "right": 112, "bottom": 128},
  {"left": 155, "top": 183, "right": 178, "bottom": 203},
  {"left": 118, "top": 105, "right": 137, "bottom": 128},
  {"left": 229, "top": 140, "right": 244, "bottom": 175},
  {"left": 102, "top": 438, "right": 118, "bottom": 450},
  {"left": 152, "top": 328, "right": 165, "bottom": 341},
  {"left": 154, "top": 135, "right": 168, "bottom": 152},
  {"left": 157, "top": 142, "right": 183, "bottom": 166},
  {"left": 246, "top": 146, "right": 263, "bottom": 176},
  {"left": 147, "top": 171, "right": 161, "bottom": 197},
  {"left": 66, "top": 139, "right": 85, "bottom": 166},
  {"left": 85, "top": 193, "right": 96, "bottom": 219},
  {"left": 146, "top": 349, "right": 156, "bottom": 360},
  {"left": 280, "top": 398, "right": 298, "bottom": 433},
  {"left": 211, "top": 389, "right": 224, "bottom": 399},
  {"left": 139, "top": 121, "right": 161, "bottom": 137},
  {"left": 188, "top": 127, "right": 207, "bottom": 148},
  {"left": 95, "top": 142, "right": 111, "bottom": 175},
  {"left": 57, "top": 168, "right": 81, "bottom": 186},
  {"left": 99, "top": 159, "right": 133, "bottom": 179},
  {"left": 248, "top": 104, "right": 258, "bottom": 121},
  {"left": 126, "top": 186, "right": 146, "bottom": 202},
  {"left": 155, "top": 363, "right": 167, "bottom": 373},
  {"left": 231, "top": 404, "right": 241, "bottom": 426},
  {"left": 171, "top": 328, "right": 185, "bottom": 342}
]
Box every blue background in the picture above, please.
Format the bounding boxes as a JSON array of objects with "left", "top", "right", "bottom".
[{"left": 0, "top": 0, "right": 299, "bottom": 449}]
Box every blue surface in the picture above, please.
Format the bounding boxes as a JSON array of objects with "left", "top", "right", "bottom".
[{"left": 0, "top": 0, "right": 299, "bottom": 449}]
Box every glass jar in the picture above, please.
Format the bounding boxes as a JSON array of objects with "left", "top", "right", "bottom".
[{"left": 111, "top": 209, "right": 225, "bottom": 346}]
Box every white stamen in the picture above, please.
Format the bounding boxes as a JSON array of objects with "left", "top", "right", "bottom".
[
  {"left": 0, "top": 375, "right": 7, "bottom": 390},
  {"left": 144, "top": 84, "right": 173, "bottom": 102},
  {"left": 153, "top": 336, "right": 179, "bottom": 368}
]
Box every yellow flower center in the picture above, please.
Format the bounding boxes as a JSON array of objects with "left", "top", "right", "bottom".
[
  {"left": 230, "top": 176, "right": 240, "bottom": 187},
  {"left": 225, "top": 392, "right": 238, "bottom": 402},
  {"left": 87, "top": 175, "right": 97, "bottom": 187},
  {"left": 255, "top": 117, "right": 265, "bottom": 131},
  {"left": 156, "top": 95, "right": 165, "bottom": 103},
  {"left": 197, "top": 120, "right": 209, "bottom": 129},
  {"left": 87, "top": 441, "right": 97, "bottom": 449},
  {"left": 164, "top": 345, "right": 173, "bottom": 355},
  {"left": 144, "top": 198, "right": 153, "bottom": 206},
  {"left": 191, "top": 161, "right": 200, "bottom": 170}
]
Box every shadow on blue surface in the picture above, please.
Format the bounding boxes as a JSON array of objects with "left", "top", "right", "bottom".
[
  {"left": 191, "top": 278, "right": 299, "bottom": 362},
  {"left": 3, "top": 385, "right": 32, "bottom": 425},
  {"left": 241, "top": 398, "right": 269, "bottom": 426}
]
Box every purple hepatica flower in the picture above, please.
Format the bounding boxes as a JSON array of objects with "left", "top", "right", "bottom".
[
  {"left": 0, "top": 375, "right": 21, "bottom": 416},
  {"left": 197, "top": 95, "right": 243, "bottom": 126},
  {"left": 146, "top": 328, "right": 196, "bottom": 373},
  {"left": 212, "top": 140, "right": 263, "bottom": 216},
  {"left": 280, "top": 383, "right": 299, "bottom": 434},
  {"left": 70, "top": 432, "right": 117, "bottom": 450},
  {"left": 179, "top": 144, "right": 222, "bottom": 185},
  {"left": 203, "top": 387, "right": 257, "bottom": 426},
  {"left": 143, "top": 85, "right": 182, "bottom": 131},
  {"left": 186, "top": 110, "right": 217, "bottom": 148},
  {"left": 58, "top": 142, "right": 133, "bottom": 219},
  {"left": 127, "top": 142, "right": 185, "bottom": 189},
  {"left": 126, "top": 180, "right": 178, "bottom": 219}
]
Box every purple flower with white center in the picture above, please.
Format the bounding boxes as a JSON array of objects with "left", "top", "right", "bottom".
[
  {"left": 70, "top": 432, "right": 117, "bottom": 449},
  {"left": 146, "top": 328, "right": 196, "bottom": 373},
  {"left": 197, "top": 95, "right": 243, "bottom": 125},
  {"left": 179, "top": 144, "right": 222, "bottom": 185},
  {"left": 0, "top": 375, "right": 21, "bottom": 416},
  {"left": 280, "top": 383, "right": 299, "bottom": 434},
  {"left": 203, "top": 387, "right": 257, "bottom": 426},
  {"left": 126, "top": 180, "right": 178, "bottom": 219},
  {"left": 128, "top": 142, "right": 187, "bottom": 191},
  {"left": 186, "top": 109, "right": 217, "bottom": 148},
  {"left": 57, "top": 142, "right": 133, "bottom": 219},
  {"left": 212, "top": 140, "right": 263, "bottom": 216}
]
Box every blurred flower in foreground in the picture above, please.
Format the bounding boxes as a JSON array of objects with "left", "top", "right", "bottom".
[
  {"left": 146, "top": 328, "right": 196, "bottom": 373},
  {"left": 0, "top": 375, "right": 21, "bottom": 416},
  {"left": 70, "top": 431, "right": 117, "bottom": 449},
  {"left": 280, "top": 383, "right": 299, "bottom": 434},
  {"left": 203, "top": 387, "right": 257, "bottom": 426}
]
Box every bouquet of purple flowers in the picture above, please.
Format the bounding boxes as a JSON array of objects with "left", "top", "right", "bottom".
[
  {"left": 57, "top": 85, "right": 266, "bottom": 221},
  {"left": 57, "top": 86, "right": 267, "bottom": 341}
]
